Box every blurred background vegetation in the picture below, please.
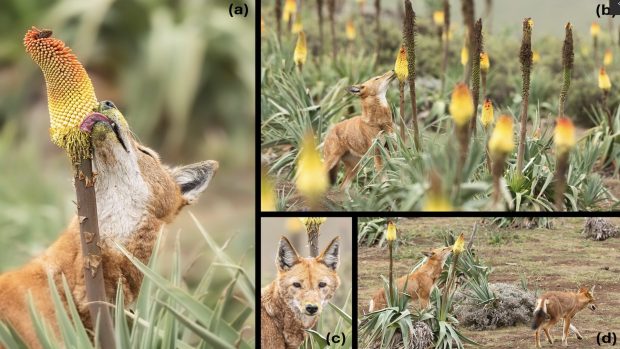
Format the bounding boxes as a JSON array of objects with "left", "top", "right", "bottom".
[{"left": 0, "top": 0, "right": 255, "bottom": 296}]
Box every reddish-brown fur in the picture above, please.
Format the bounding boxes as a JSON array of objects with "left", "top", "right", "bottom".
[
  {"left": 532, "top": 287, "right": 597, "bottom": 348},
  {"left": 0, "top": 106, "right": 217, "bottom": 348},
  {"left": 323, "top": 70, "right": 396, "bottom": 188},
  {"left": 261, "top": 236, "right": 340, "bottom": 349},
  {"left": 369, "top": 246, "right": 451, "bottom": 311}
]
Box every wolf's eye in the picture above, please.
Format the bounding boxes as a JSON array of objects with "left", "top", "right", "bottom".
[
  {"left": 318, "top": 282, "right": 327, "bottom": 288},
  {"left": 293, "top": 282, "right": 302, "bottom": 288}
]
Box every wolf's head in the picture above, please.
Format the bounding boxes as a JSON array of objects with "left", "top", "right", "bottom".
[
  {"left": 275, "top": 236, "right": 341, "bottom": 328},
  {"left": 422, "top": 246, "right": 452, "bottom": 268},
  {"left": 80, "top": 101, "right": 218, "bottom": 241},
  {"left": 578, "top": 286, "right": 597, "bottom": 311},
  {"left": 347, "top": 70, "right": 396, "bottom": 105}
]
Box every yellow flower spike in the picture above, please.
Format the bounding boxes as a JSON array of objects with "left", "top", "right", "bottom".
[
  {"left": 449, "top": 83, "right": 474, "bottom": 127},
  {"left": 346, "top": 20, "right": 356, "bottom": 41},
  {"left": 532, "top": 51, "right": 540, "bottom": 64},
  {"left": 480, "top": 52, "right": 490, "bottom": 73},
  {"left": 527, "top": 18, "right": 534, "bottom": 29},
  {"left": 394, "top": 44, "right": 408, "bottom": 83},
  {"left": 299, "top": 217, "right": 327, "bottom": 226},
  {"left": 24, "top": 27, "right": 98, "bottom": 163},
  {"left": 296, "top": 133, "right": 328, "bottom": 204},
  {"left": 283, "top": 0, "right": 296, "bottom": 22},
  {"left": 554, "top": 117, "right": 576, "bottom": 155},
  {"left": 480, "top": 98, "right": 494, "bottom": 128},
  {"left": 292, "top": 14, "right": 303, "bottom": 34},
  {"left": 433, "top": 11, "right": 445, "bottom": 26},
  {"left": 385, "top": 221, "right": 397, "bottom": 241},
  {"left": 604, "top": 49, "right": 613, "bottom": 66},
  {"left": 591, "top": 22, "right": 601, "bottom": 38},
  {"left": 599, "top": 67, "right": 612, "bottom": 91},
  {"left": 452, "top": 233, "right": 465, "bottom": 255},
  {"left": 461, "top": 45, "right": 469, "bottom": 66},
  {"left": 294, "top": 31, "right": 308, "bottom": 68},
  {"left": 488, "top": 115, "right": 514, "bottom": 156},
  {"left": 261, "top": 168, "right": 276, "bottom": 211}
]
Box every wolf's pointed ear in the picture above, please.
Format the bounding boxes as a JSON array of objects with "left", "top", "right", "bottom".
[
  {"left": 277, "top": 236, "right": 300, "bottom": 271},
  {"left": 578, "top": 287, "right": 588, "bottom": 293},
  {"left": 172, "top": 160, "right": 218, "bottom": 204},
  {"left": 347, "top": 85, "right": 361, "bottom": 95},
  {"left": 422, "top": 251, "right": 433, "bottom": 258},
  {"left": 318, "top": 237, "right": 340, "bottom": 270}
]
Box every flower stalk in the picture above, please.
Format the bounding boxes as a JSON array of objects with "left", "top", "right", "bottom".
[
  {"left": 516, "top": 18, "right": 533, "bottom": 175},
  {"left": 554, "top": 117, "right": 575, "bottom": 211},
  {"left": 460, "top": 0, "right": 475, "bottom": 85},
  {"left": 404, "top": 0, "right": 421, "bottom": 151},
  {"left": 440, "top": 0, "right": 450, "bottom": 93},
  {"left": 386, "top": 220, "right": 396, "bottom": 299},
  {"left": 450, "top": 83, "right": 474, "bottom": 194},
  {"left": 470, "top": 19, "right": 483, "bottom": 135},
  {"left": 300, "top": 217, "right": 327, "bottom": 257},
  {"left": 559, "top": 23, "right": 573, "bottom": 117}
]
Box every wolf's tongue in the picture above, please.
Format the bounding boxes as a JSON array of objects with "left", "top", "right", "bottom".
[{"left": 80, "top": 113, "right": 110, "bottom": 133}]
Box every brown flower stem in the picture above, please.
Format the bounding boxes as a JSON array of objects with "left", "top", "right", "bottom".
[
  {"left": 441, "top": 0, "right": 450, "bottom": 94},
  {"left": 404, "top": 0, "right": 421, "bottom": 151},
  {"left": 399, "top": 81, "right": 406, "bottom": 141},
  {"left": 516, "top": 18, "right": 533, "bottom": 175},
  {"left": 470, "top": 19, "right": 483, "bottom": 135},
  {"left": 75, "top": 159, "right": 116, "bottom": 349},
  {"left": 454, "top": 124, "right": 469, "bottom": 199},
  {"left": 559, "top": 23, "right": 573, "bottom": 117},
  {"left": 275, "top": 0, "right": 282, "bottom": 43},
  {"left": 388, "top": 240, "right": 393, "bottom": 302},
  {"left": 306, "top": 225, "right": 320, "bottom": 257},
  {"left": 484, "top": 127, "right": 492, "bottom": 172},
  {"left": 317, "top": 0, "right": 324, "bottom": 55},
  {"left": 328, "top": 0, "right": 336, "bottom": 60},
  {"left": 594, "top": 37, "right": 598, "bottom": 65},
  {"left": 461, "top": 0, "right": 475, "bottom": 86},
  {"left": 603, "top": 90, "right": 614, "bottom": 135},
  {"left": 375, "top": 0, "right": 381, "bottom": 62},
  {"left": 491, "top": 154, "right": 506, "bottom": 209},
  {"left": 554, "top": 152, "right": 568, "bottom": 211}
]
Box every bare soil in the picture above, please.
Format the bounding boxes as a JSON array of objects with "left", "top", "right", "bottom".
[{"left": 357, "top": 217, "right": 620, "bottom": 349}]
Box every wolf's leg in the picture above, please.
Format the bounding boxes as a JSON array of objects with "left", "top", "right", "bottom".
[
  {"left": 562, "top": 318, "right": 571, "bottom": 346},
  {"left": 543, "top": 327, "right": 554, "bottom": 344},
  {"left": 535, "top": 329, "right": 542, "bottom": 348},
  {"left": 569, "top": 323, "right": 583, "bottom": 339},
  {"left": 340, "top": 154, "right": 359, "bottom": 189}
]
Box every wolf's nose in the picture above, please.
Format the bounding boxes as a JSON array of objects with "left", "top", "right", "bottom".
[{"left": 305, "top": 304, "right": 319, "bottom": 315}]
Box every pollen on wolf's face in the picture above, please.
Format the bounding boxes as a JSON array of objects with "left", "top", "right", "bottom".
[{"left": 280, "top": 259, "right": 340, "bottom": 317}]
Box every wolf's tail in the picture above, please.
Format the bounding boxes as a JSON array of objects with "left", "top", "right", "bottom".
[{"left": 531, "top": 299, "right": 548, "bottom": 330}]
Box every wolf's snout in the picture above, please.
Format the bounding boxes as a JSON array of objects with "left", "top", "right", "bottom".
[{"left": 305, "top": 304, "right": 319, "bottom": 315}]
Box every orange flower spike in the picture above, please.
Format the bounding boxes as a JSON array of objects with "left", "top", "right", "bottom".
[
  {"left": 480, "top": 52, "right": 490, "bottom": 73},
  {"left": 599, "top": 67, "right": 612, "bottom": 91},
  {"left": 554, "top": 117, "right": 576, "bottom": 155},
  {"left": 604, "top": 49, "right": 612, "bottom": 66},
  {"left": 24, "top": 27, "right": 98, "bottom": 162},
  {"left": 480, "top": 98, "right": 494, "bottom": 128}
]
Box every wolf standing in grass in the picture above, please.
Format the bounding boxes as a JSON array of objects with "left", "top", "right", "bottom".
[
  {"left": 323, "top": 70, "right": 396, "bottom": 188},
  {"left": 261, "top": 236, "right": 340, "bottom": 348},
  {"left": 368, "top": 246, "right": 451, "bottom": 311},
  {"left": 532, "top": 286, "right": 597, "bottom": 348}
]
